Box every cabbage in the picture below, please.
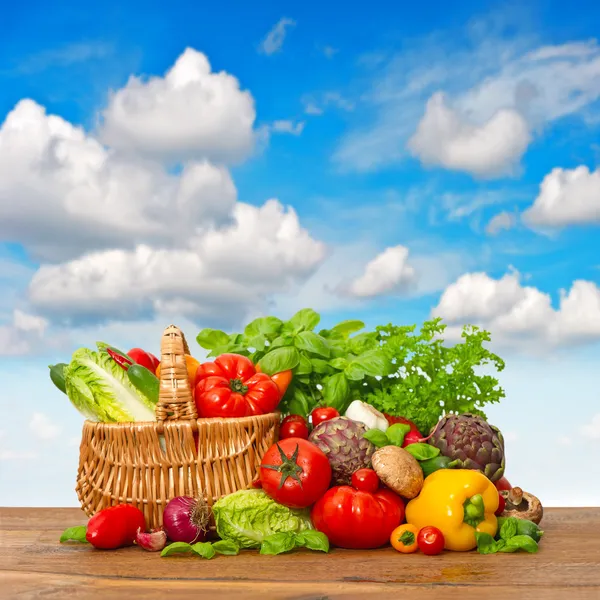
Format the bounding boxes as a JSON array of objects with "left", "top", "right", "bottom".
[
  {"left": 212, "top": 490, "right": 313, "bottom": 549},
  {"left": 64, "top": 346, "right": 157, "bottom": 422}
]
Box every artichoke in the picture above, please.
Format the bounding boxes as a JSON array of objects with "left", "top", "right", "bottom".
[
  {"left": 428, "top": 413, "right": 505, "bottom": 482},
  {"left": 308, "top": 416, "right": 376, "bottom": 486}
]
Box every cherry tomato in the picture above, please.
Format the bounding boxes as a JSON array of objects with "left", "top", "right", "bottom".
[
  {"left": 495, "top": 491, "right": 506, "bottom": 516},
  {"left": 495, "top": 476, "right": 512, "bottom": 491},
  {"left": 281, "top": 414, "right": 306, "bottom": 425},
  {"left": 260, "top": 438, "right": 331, "bottom": 509},
  {"left": 311, "top": 407, "right": 340, "bottom": 427},
  {"left": 417, "top": 526, "right": 445, "bottom": 555},
  {"left": 279, "top": 419, "right": 309, "bottom": 440},
  {"left": 390, "top": 524, "right": 419, "bottom": 553},
  {"left": 351, "top": 468, "right": 380, "bottom": 494}
]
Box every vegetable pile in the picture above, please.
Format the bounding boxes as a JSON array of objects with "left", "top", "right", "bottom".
[{"left": 55, "top": 308, "right": 546, "bottom": 558}]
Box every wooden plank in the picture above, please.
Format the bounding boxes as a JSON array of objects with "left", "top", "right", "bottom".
[{"left": 1, "top": 507, "right": 599, "bottom": 600}]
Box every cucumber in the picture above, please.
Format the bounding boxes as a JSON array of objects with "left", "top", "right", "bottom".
[{"left": 127, "top": 364, "right": 160, "bottom": 404}]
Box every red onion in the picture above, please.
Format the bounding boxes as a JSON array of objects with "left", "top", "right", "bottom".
[{"left": 162, "top": 496, "right": 210, "bottom": 544}]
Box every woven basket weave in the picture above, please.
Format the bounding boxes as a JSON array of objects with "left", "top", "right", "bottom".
[{"left": 75, "top": 324, "right": 280, "bottom": 529}]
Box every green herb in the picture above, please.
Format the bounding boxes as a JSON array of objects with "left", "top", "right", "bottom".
[
  {"left": 294, "top": 531, "right": 329, "bottom": 553},
  {"left": 496, "top": 517, "right": 544, "bottom": 542},
  {"left": 499, "top": 517, "right": 518, "bottom": 541},
  {"left": 386, "top": 423, "right": 411, "bottom": 446},
  {"left": 196, "top": 310, "right": 504, "bottom": 425},
  {"left": 474, "top": 532, "right": 499, "bottom": 554},
  {"left": 404, "top": 443, "right": 440, "bottom": 461},
  {"left": 363, "top": 429, "right": 390, "bottom": 447},
  {"left": 259, "top": 531, "right": 330, "bottom": 555},
  {"left": 162, "top": 539, "right": 240, "bottom": 559},
  {"left": 59, "top": 526, "right": 88, "bottom": 543},
  {"left": 191, "top": 542, "right": 216, "bottom": 559},
  {"left": 161, "top": 542, "right": 195, "bottom": 557},
  {"left": 212, "top": 539, "right": 240, "bottom": 555},
  {"left": 476, "top": 521, "right": 541, "bottom": 555}
]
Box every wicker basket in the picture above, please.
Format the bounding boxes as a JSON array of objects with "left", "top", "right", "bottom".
[{"left": 75, "top": 324, "right": 280, "bottom": 529}]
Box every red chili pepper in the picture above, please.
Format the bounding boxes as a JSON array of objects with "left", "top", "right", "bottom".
[
  {"left": 86, "top": 504, "right": 146, "bottom": 550},
  {"left": 106, "top": 348, "right": 133, "bottom": 371}
]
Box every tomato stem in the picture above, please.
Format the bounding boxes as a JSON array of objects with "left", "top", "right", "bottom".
[
  {"left": 229, "top": 378, "right": 249, "bottom": 395},
  {"left": 261, "top": 443, "right": 304, "bottom": 489},
  {"left": 463, "top": 494, "right": 486, "bottom": 528}
]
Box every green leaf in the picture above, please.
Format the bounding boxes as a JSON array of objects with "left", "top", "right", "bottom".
[
  {"left": 259, "top": 532, "right": 297, "bottom": 555},
  {"left": 247, "top": 336, "right": 266, "bottom": 352},
  {"left": 322, "top": 372, "right": 350, "bottom": 411},
  {"left": 212, "top": 539, "right": 240, "bottom": 555},
  {"left": 330, "top": 357, "right": 348, "bottom": 370},
  {"left": 288, "top": 308, "right": 320, "bottom": 332},
  {"left": 505, "top": 535, "right": 539, "bottom": 554},
  {"left": 161, "top": 542, "right": 194, "bottom": 557},
  {"left": 475, "top": 532, "right": 498, "bottom": 555},
  {"left": 244, "top": 316, "right": 283, "bottom": 339},
  {"left": 344, "top": 362, "right": 365, "bottom": 381},
  {"left": 196, "top": 328, "right": 230, "bottom": 350},
  {"left": 294, "top": 530, "right": 329, "bottom": 553},
  {"left": 191, "top": 542, "right": 217, "bottom": 559},
  {"left": 270, "top": 335, "right": 294, "bottom": 349},
  {"left": 404, "top": 443, "right": 440, "bottom": 461},
  {"left": 257, "top": 347, "right": 300, "bottom": 375},
  {"left": 287, "top": 387, "right": 311, "bottom": 417},
  {"left": 386, "top": 423, "right": 411, "bottom": 446},
  {"left": 363, "top": 429, "right": 390, "bottom": 447},
  {"left": 351, "top": 349, "right": 391, "bottom": 377},
  {"left": 331, "top": 320, "right": 365, "bottom": 338},
  {"left": 348, "top": 332, "right": 379, "bottom": 354},
  {"left": 295, "top": 354, "right": 313, "bottom": 376},
  {"left": 500, "top": 517, "right": 518, "bottom": 541},
  {"left": 59, "top": 525, "right": 88, "bottom": 543},
  {"left": 294, "top": 331, "right": 330, "bottom": 358},
  {"left": 310, "top": 358, "right": 330, "bottom": 374}
]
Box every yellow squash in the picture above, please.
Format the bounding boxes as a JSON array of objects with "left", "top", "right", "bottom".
[{"left": 405, "top": 468, "right": 499, "bottom": 551}]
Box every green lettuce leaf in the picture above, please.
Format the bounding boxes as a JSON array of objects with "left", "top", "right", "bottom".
[
  {"left": 64, "top": 347, "right": 156, "bottom": 422},
  {"left": 212, "top": 489, "right": 313, "bottom": 549}
]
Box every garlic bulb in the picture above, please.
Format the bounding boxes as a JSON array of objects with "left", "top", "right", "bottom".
[{"left": 345, "top": 400, "right": 389, "bottom": 432}]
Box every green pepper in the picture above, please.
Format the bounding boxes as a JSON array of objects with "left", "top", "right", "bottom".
[
  {"left": 496, "top": 517, "right": 544, "bottom": 542},
  {"left": 420, "top": 455, "right": 458, "bottom": 478},
  {"left": 49, "top": 363, "right": 68, "bottom": 394},
  {"left": 127, "top": 364, "right": 160, "bottom": 404}
]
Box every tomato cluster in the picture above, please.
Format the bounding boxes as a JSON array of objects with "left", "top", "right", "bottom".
[{"left": 278, "top": 407, "right": 340, "bottom": 440}]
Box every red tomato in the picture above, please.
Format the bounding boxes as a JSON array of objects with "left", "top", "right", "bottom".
[
  {"left": 384, "top": 414, "right": 421, "bottom": 435},
  {"left": 281, "top": 414, "right": 306, "bottom": 425},
  {"left": 311, "top": 486, "right": 405, "bottom": 549},
  {"left": 86, "top": 504, "right": 146, "bottom": 550},
  {"left": 280, "top": 419, "right": 309, "bottom": 440},
  {"left": 260, "top": 438, "right": 331, "bottom": 509},
  {"left": 495, "top": 476, "right": 512, "bottom": 491},
  {"left": 311, "top": 407, "right": 340, "bottom": 427},
  {"left": 351, "top": 468, "right": 380, "bottom": 494},
  {"left": 495, "top": 492, "right": 506, "bottom": 516},
  {"left": 127, "top": 348, "right": 160, "bottom": 373},
  {"left": 194, "top": 354, "right": 281, "bottom": 418},
  {"left": 417, "top": 526, "right": 445, "bottom": 555}
]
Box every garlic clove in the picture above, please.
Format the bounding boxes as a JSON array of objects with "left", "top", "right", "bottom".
[
  {"left": 135, "top": 528, "right": 167, "bottom": 552},
  {"left": 345, "top": 400, "right": 389, "bottom": 432}
]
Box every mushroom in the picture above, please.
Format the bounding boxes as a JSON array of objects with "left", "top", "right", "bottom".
[{"left": 499, "top": 487, "right": 544, "bottom": 524}]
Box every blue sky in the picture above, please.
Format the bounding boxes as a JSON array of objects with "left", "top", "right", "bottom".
[{"left": 1, "top": 0, "right": 600, "bottom": 507}]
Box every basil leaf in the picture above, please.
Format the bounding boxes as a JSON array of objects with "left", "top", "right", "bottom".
[
  {"left": 505, "top": 535, "right": 539, "bottom": 554},
  {"left": 294, "top": 354, "right": 313, "bottom": 376},
  {"left": 348, "top": 332, "right": 379, "bottom": 354},
  {"left": 474, "top": 532, "right": 498, "bottom": 555},
  {"left": 311, "top": 358, "right": 330, "bottom": 374},
  {"left": 344, "top": 362, "right": 365, "bottom": 381},
  {"left": 351, "top": 348, "right": 392, "bottom": 377},
  {"left": 288, "top": 308, "right": 320, "bottom": 332},
  {"left": 59, "top": 525, "right": 88, "bottom": 543},
  {"left": 386, "top": 423, "right": 411, "bottom": 446},
  {"left": 244, "top": 316, "right": 283, "bottom": 339},
  {"left": 295, "top": 530, "right": 329, "bottom": 553},
  {"left": 331, "top": 320, "right": 365, "bottom": 338},
  {"left": 363, "top": 429, "right": 389, "bottom": 447},
  {"left": 260, "top": 532, "right": 297, "bottom": 555},
  {"left": 330, "top": 357, "right": 348, "bottom": 370},
  {"left": 161, "top": 542, "right": 194, "bottom": 557},
  {"left": 257, "top": 347, "right": 300, "bottom": 375},
  {"left": 196, "top": 328, "right": 230, "bottom": 350},
  {"left": 403, "top": 443, "right": 440, "bottom": 461},
  {"left": 287, "top": 387, "right": 311, "bottom": 416},
  {"left": 500, "top": 517, "right": 518, "bottom": 541},
  {"left": 294, "top": 331, "right": 330, "bottom": 358},
  {"left": 322, "top": 372, "right": 350, "bottom": 411},
  {"left": 247, "top": 336, "right": 266, "bottom": 352},
  {"left": 212, "top": 539, "right": 240, "bottom": 555},
  {"left": 191, "top": 542, "right": 216, "bottom": 559}
]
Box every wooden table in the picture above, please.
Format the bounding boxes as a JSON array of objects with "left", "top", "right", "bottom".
[{"left": 1, "top": 507, "right": 599, "bottom": 599}]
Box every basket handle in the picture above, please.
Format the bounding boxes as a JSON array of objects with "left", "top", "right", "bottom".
[{"left": 155, "top": 324, "right": 198, "bottom": 425}]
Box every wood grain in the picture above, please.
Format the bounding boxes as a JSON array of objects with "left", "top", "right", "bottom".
[{"left": 1, "top": 507, "right": 599, "bottom": 599}]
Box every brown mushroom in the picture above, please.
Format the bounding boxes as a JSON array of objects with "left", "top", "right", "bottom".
[{"left": 500, "top": 487, "right": 544, "bottom": 524}]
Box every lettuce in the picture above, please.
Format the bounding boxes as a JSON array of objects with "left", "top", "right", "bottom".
[
  {"left": 212, "top": 490, "right": 314, "bottom": 549},
  {"left": 64, "top": 346, "right": 156, "bottom": 422}
]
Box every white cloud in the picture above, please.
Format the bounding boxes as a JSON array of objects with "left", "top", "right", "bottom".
[
  {"left": 0, "top": 99, "right": 238, "bottom": 262},
  {"left": 270, "top": 120, "right": 305, "bottom": 135},
  {"left": 522, "top": 166, "right": 600, "bottom": 227},
  {"left": 99, "top": 48, "right": 256, "bottom": 163},
  {"left": 29, "top": 412, "right": 61, "bottom": 440},
  {"left": 0, "top": 309, "right": 49, "bottom": 356},
  {"left": 322, "top": 46, "right": 338, "bottom": 59},
  {"left": 486, "top": 211, "right": 517, "bottom": 235},
  {"left": 28, "top": 200, "right": 326, "bottom": 326},
  {"left": 581, "top": 414, "right": 600, "bottom": 441},
  {"left": 258, "top": 18, "right": 296, "bottom": 56},
  {"left": 346, "top": 245, "right": 417, "bottom": 298},
  {"left": 407, "top": 92, "right": 531, "bottom": 177},
  {"left": 558, "top": 435, "right": 572, "bottom": 446},
  {"left": 303, "top": 92, "right": 355, "bottom": 116},
  {"left": 15, "top": 42, "right": 113, "bottom": 74},
  {"left": 433, "top": 270, "right": 600, "bottom": 350}
]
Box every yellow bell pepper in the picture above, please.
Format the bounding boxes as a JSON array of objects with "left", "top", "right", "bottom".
[{"left": 405, "top": 468, "right": 499, "bottom": 551}]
